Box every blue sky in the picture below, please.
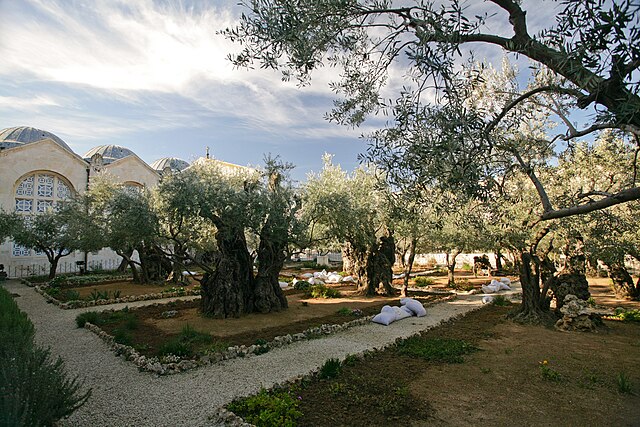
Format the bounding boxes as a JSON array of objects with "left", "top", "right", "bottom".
[{"left": 0, "top": 0, "right": 569, "bottom": 181}]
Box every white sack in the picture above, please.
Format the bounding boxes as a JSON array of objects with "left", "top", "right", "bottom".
[
  {"left": 301, "top": 273, "right": 314, "bottom": 279},
  {"left": 279, "top": 281, "right": 289, "bottom": 288},
  {"left": 341, "top": 275, "right": 355, "bottom": 283},
  {"left": 394, "top": 306, "right": 413, "bottom": 320},
  {"left": 482, "top": 295, "right": 494, "bottom": 304},
  {"left": 372, "top": 311, "right": 397, "bottom": 325},
  {"left": 400, "top": 297, "right": 427, "bottom": 317},
  {"left": 326, "top": 273, "right": 342, "bottom": 284}
]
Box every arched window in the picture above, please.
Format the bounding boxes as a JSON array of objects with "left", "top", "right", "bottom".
[{"left": 12, "top": 172, "right": 74, "bottom": 257}]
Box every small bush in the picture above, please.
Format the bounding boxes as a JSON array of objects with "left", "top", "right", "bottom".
[
  {"left": 159, "top": 324, "right": 213, "bottom": 358},
  {"left": 397, "top": 337, "right": 478, "bottom": 363},
  {"left": 461, "top": 263, "right": 472, "bottom": 271},
  {"left": 308, "top": 284, "right": 342, "bottom": 299},
  {"left": 112, "top": 327, "right": 133, "bottom": 346},
  {"left": 586, "top": 297, "right": 596, "bottom": 307},
  {"left": 301, "top": 261, "right": 318, "bottom": 269},
  {"left": 414, "top": 276, "right": 434, "bottom": 287},
  {"left": 492, "top": 295, "right": 511, "bottom": 306},
  {"left": 539, "top": 360, "right": 563, "bottom": 382},
  {"left": 293, "top": 280, "right": 311, "bottom": 291},
  {"left": 64, "top": 289, "right": 81, "bottom": 301},
  {"left": 617, "top": 372, "right": 634, "bottom": 394},
  {"left": 319, "top": 358, "right": 342, "bottom": 379},
  {"left": 450, "top": 279, "right": 474, "bottom": 291},
  {"left": 75, "top": 311, "right": 102, "bottom": 328},
  {"left": 610, "top": 309, "right": 640, "bottom": 322},
  {"left": 336, "top": 307, "right": 352, "bottom": 316},
  {"left": 1, "top": 287, "right": 90, "bottom": 426},
  {"left": 227, "top": 389, "right": 302, "bottom": 427}
]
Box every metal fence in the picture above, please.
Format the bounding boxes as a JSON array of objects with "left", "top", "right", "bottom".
[{"left": 6, "top": 258, "right": 121, "bottom": 279}]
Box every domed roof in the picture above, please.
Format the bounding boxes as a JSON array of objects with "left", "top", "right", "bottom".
[
  {"left": 0, "top": 126, "right": 73, "bottom": 152},
  {"left": 83, "top": 145, "right": 136, "bottom": 164},
  {"left": 150, "top": 157, "right": 190, "bottom": 173}
]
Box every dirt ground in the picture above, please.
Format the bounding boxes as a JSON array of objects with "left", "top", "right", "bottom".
[
  {"left": 98, "top": 285, "right": 447, "bottom": 356},
  {"left": 292, "top": 304, "right": 640, "bottom": 427}
]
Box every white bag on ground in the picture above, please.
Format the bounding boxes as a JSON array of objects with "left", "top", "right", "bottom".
[
  {"left": 279, "top": 281, "right": 289, "bottom": 288},
  {"left": 482, "top": 295, "right": 494, "bottom": 304},
  {"left": 400, "top": 297, "right": 427, "bottom": 317},
  {"left": 394, "top": 306, "right": 413, "bottom": 320},
  {"left": 341, "top": 275, "right": 355, "bottom": 283},
  {"left": 301, "top": 272, "right": 313, "bottom": 279},
  {"left": 499, "top": 277, "right": 511, "bottom": 286},
  {"left": 326, "top": 273, "right": 342, "bottom": 284},
  {"left": 372, "top": 311, "right": 397, "bottom": 325}
]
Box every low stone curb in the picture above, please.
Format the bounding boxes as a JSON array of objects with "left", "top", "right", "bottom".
[
  {"left": 34, "top": 284, "right": 200, "bottom": 309},
  {"left": 83, "top": 294, "right": 458, "bottom": 376}
]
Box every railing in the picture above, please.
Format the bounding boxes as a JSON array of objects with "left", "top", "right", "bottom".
[{"left": 6, "top": 258, "right": 121, "bottom": 279}]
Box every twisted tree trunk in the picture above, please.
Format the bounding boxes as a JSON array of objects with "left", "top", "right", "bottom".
[
  {"left": 253, "top": 216, "right": 288, "bottom": 313},
  {"left": 200, "top": 223, "right": 254, "bottom": 318}
]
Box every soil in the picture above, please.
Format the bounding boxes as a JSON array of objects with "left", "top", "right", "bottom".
[
  {"left": 97, "top": 286, "right": 447, "bottom": 357},
  {"left": 51, "top": 278, "right": 200, "bottom": 302},
  {"left": 291, "top": 304, "right": 640, "bottom": 427}
]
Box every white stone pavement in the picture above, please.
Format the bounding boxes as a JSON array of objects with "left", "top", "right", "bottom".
[{"left": 2, "top": 280, "right": 520, "bottom": 427}]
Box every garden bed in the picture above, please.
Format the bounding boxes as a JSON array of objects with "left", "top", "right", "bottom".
[
  {"left": 219, "top": 302, "right": 640, "bottom": 426},
  {"left": 78, "top": 287, "right": 455, "bottom": 375},
  {"left": 31, "top": 278, "right": 201, "bottom": 309}
]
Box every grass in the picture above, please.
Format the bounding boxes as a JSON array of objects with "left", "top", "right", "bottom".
[
  {"left": 158, "top": 324, "right": 213, "bottom": 358},
  {"left": 227, "top": 389, "right": 302, "bottom": 427},
  {"left": 617, "top": 372, "right": 634, "bottom": 395},
  {"left": 492, "top": 295, "right": 511, "bottom": 306},
  {"left": 318, "top": 358, "right": 342, "bottom": 379},
  {"left": 413, "top": 276, "right": 435, "bottom": 287},
  {"left": 397, "top": 337, "right": 478, "bottom": 363}
]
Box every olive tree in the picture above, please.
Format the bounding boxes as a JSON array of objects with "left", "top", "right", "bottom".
[
  {"left": 302, "top": 155, "right": 395, "bottom": 295},
  {"left": 226, "top": 0, "right": 640, "bottom": 322},
  {"left": 155, "top": 158, "right": 298, "bottom": 317}
]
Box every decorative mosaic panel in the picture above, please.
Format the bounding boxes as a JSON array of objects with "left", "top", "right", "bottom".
[
  {"left": 16, "top": 176, "right": 34, "bottom": 196},
  {"left": 15, "top": 198, "right": 33, "bottom": 213},
  {"left": 57, "top": 180, "right": 71, "bottom": 199},
  {"left": 12, "top": 244, "right": 31, "bottom": 257},
  {"left": 37, "top": 174, "right": 54, "bottom": 198},
  {"left": 36, "top": 200, "right": 53, "bottom": 213}
]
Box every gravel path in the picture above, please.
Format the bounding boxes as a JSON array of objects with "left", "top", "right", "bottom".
[{"left": 3, "top": 280, "right": 520, "bottom": 427}]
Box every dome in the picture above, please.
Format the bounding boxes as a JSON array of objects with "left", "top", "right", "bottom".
[
  {"left": 83, "top": 145, "right": 136, "bottom": 164},
  {"left": 150, "top": 157, "right": 190, "bottom": 173},
  {"left": 0, "top": 126, "right": 73, "bottom": 152}
]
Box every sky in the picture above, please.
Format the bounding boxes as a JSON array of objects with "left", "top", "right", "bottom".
[{"left": 0, "top": 0, "right": 566, "bottom": 182}]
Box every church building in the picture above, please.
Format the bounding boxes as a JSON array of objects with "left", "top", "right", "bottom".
[{"left": 0, "top": 126, "right": 240, "bottom": 277}]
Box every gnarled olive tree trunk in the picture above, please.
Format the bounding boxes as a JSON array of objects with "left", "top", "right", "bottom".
[
  {"left": 253, "top": 217, "right": 288, "bottom": 314},
  {"left": 446, "top": 249, "right": 461, "bottom": 287},
  {"left": 200, "top": 223, "right": 254, "bottom": 318},
  {"left": 344, "top": 232, "right": 396, "bottom": 296},
  {"left": 509, "top": 251, "right": 556, "bottom": 324},
  {"left": 606, "top": 263, "right": 640, "bottom": 300}
]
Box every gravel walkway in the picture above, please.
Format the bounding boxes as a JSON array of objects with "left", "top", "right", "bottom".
[{"left": 3, "top": 280, "right": 520, "bottom": 427}]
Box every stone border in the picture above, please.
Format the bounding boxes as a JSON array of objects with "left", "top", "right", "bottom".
[
  {"left": 33, "top": 283, "right": 201, "bottom": 309},
  {"left": 209, "top": 295, "right": 472, "bottom": 427},
  {"left": 83, "top": 294, "right": 458, "bottom": 375}
]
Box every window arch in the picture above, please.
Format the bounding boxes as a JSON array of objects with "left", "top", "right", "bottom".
[{"left": 12, "top": 171, "right": 75, "bottom": 257}]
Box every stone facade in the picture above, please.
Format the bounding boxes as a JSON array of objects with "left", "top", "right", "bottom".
[{"left": 0, "top": 126, "right": 233, "bottom": 278}]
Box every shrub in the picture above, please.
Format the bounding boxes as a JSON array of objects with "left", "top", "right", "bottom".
[
  {"left": 75, "top": 311, "right": 102, "bottom": 328},
  {"left": 617, "top": 372, "right": 634, "bottom": 395},
  {"left": 414, "top": 276, "right": 434, "bottom": 287},
  {"left": 397, "top": 337, "right": 478, "bottom": 363},
  {"left": 610, "top": 309, "right": 640, "bottom": 322},
  {"left": 159, "top": 324, "right": 213, "bottom": 358},
  {"left": 492, "top": 295, "right": 511, "bottom": 306},
  {"left": 461, "top": 263, "right": 472, "bottom": 271},
  {"left": 336, "top": 307, "right": 352, "bottom": 316},
  {"left": 301, "top": 261, "right": 318, "bottom": 269},
  {"left": 319, "top": 358, "right": 342, "bottom": 379},
  {"left": 308, "top": 284, "right": 341, "bottom": 299},
  {"left": 64, "top": 289, "right": 81, "bottom": 301},
  {"left": 539, "top": 360, "right": 563, "bottom": 382},
  {"left": 227, "top": 389, "right": 302, "bottom": 427},
  {"left": 293, "top": 280, "right": 311, "bottom": 291},
  {"left": 450, "top": 279, "right": 474, "bottom": 291},
  {"left": 0, "top": 287, "right": 90, "bottom": 426}
]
